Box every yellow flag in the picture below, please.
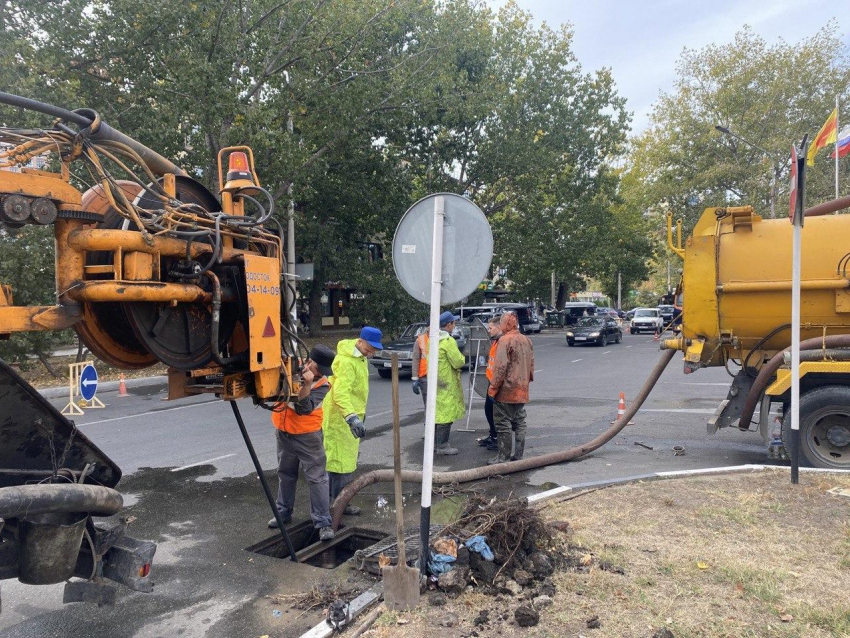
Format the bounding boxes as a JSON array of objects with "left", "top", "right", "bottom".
[{"left": 807, "top": 107, "right": 838, "bottom": 166}]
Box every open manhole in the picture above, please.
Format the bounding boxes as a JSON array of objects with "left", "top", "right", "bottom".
[{"left": 246, "top": 521, "right": 387, "bottom": 569}]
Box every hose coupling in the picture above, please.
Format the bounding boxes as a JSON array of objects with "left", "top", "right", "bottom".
[{"left": 660, "top": 337, "right": 684, "bottom": 351}]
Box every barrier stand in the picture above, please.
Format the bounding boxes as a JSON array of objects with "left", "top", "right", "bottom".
[
  {"left": 60, "top": 361, "right": 105, "bottom": 416},
  {"left": 459, "top": 339, "right": 483, "bottom": 432}
]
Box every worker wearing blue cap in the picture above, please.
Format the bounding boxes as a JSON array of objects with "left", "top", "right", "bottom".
[
  {"left": 322, "top": 326, "right": 383, "bottom": 515},
  {"left": 418, "top": 310, "right": 466, "bottom": 455}
]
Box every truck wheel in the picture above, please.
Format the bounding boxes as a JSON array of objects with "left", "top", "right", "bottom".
[
  {"left": 781, "top": 385, "right": 850, "bottom": 469},
  {"left": 377, "top": 369, "right": 392, "bottom": 379}
]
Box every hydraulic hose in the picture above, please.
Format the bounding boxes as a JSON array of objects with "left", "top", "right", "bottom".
[
  {"left": 736, "top": 334, "right": 850, "bottom": 429},
  {"left": 0, "top": 92, "right": 186, "bottom": 177},
  {"left": 783, "top": 348, "right": 850, "bottom": 364},
  {"left": 330, "top": 348, "right": 676, "bottom": 530},
  {"left": 0, "top": 484, "right": 123, "bottom": 519}
]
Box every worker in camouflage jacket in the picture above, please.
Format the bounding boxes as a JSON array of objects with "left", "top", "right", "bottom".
[{"left": 487, "top": 311, "right": 534, "bottom": 464}]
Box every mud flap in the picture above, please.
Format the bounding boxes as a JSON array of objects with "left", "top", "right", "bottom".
[
  {"left": 63, "top": 580, "right": 117, "bottom": 606},
  {"left": 707, "top": 371, "right": 757, "bottom": 433}
]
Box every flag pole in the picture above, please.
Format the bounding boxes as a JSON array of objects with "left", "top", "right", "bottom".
[{"left": 836, "top": 94, "right": 840, "bottom": 200}]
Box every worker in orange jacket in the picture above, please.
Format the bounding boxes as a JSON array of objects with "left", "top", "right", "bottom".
[
  {"left": 477, "top": 315, "right": 502, "bottom": 451},
  {"left": 270, "top": 345, "right": 336, "bottom": 541},
  {"left": 411, "top": 327, "right": 430, "bottom": 407},
  {"left": 487, "top": 311, "right": 534, "bottom": 464}
]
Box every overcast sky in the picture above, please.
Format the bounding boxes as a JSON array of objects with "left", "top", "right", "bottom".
[{"left": 500, "top": 0, "right": 850, "bottom": 133}]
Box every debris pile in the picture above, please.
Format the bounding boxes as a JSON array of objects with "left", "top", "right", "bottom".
[{"left": 422, "top": 496, "right": 570, "bottom": 628}]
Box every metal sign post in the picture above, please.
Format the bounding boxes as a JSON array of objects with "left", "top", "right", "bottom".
[
  {"left": 789, "top": 136, "right": 808, "bottom": 485},
  {"left": 419, "top": 195, "right": 445, "bottom": 575}
]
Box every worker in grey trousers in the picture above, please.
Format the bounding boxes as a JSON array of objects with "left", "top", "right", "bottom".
[{"left": 269, "top": 345, "right": 337, "bottom": 541}]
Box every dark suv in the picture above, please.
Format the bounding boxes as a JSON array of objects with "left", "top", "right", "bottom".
[
  {"left": 480, "top": 303, "right": 541, "bottom": 334},
  {"left": 370, "top": 321, "right": 468, "bottom": 378}
]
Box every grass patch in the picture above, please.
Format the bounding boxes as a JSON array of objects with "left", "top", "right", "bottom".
[
  {"left": 715, "top": 564, "right": 784, "bottom": 603},
  {"left": 363, "top": 471, "right": 850, "bottom": 638}
]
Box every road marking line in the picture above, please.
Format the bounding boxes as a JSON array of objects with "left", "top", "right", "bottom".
[
  {"left": 534, "top": 369, "right": 542, "bottom": 373},
  {"left": 81, "top": 400, "right": 218, "bottom": 425},
  {"left": 171, "top": 454, "right": 236, "bottom": 472},
  {"left": 571, "top": 359, "right": 582, "bottom": 363},
  {"left": 678, "top": 382, "right": 731, "bottom": 386},
  {"left": 626, "top": 345, "right": 632, "bottom": 348},
  {"left": 602, "top": 350, "right": 611, "bottom": 355},
  {"left": 641, "top": 408, "right": 717, "bottom": 414}
]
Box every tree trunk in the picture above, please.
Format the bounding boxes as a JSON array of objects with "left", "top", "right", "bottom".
[
  {"left": 556, "top": 282, "right": 569, "bottom": 310},
  {"left": 35, "top": 348, "right": 61, "bottom": 378},
  {"left": 75, "top": 336, "right": 89, "bottom": 363}
]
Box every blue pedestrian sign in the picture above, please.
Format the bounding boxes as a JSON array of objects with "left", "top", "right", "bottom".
[{"left": 79, "top": 364, "right": 98, "bottom": 401}]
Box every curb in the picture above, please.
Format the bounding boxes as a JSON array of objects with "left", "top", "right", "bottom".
[
  {"left": 298, "top": 585, "right": 383, "bottom": 638},
  {"left": 526, "top": 463, "right": 850, "bottom": 504},
  {"left": 38, "top": 375, "right": 168, "bottom": 400}
]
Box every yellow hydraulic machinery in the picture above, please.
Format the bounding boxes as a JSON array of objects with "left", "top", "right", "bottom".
[
  {"left": 0, "top": 92, "right": 303, "bottom": 405},
  {"left": 663, "top": 203, "right": 850, "bottom": 469},
  {"left": 0, "top": 92, "right": 305, "bottom": 561}
]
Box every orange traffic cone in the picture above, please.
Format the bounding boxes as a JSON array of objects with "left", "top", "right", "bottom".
[
  {"left": 611, "top": 391, "right": 634, "bottom": 425},
  {"left": 118, "top": 374, "right": 129, "bottom": 397}
]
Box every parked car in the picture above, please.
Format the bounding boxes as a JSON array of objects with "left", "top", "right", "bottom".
[
  {"left": 561, "top": 302, "right": 598, "bottom": 326},
  {"left": 596, "top": 307, "right": 622, "bottom": 325},
  {"left": 657, "top": 304, "right": 675, "bottom": 325},
  {"left": 629, "top": 308, "right": 663, "bottom": 334},
  {"left": 625, "top": 309, "right": 637, "bottom": 321},
  {"left": 566, "top": 316, "right": 622, "bottom": 346},
  {"left": 477, "top": 302, "right": 542, "bottom": 334},
  {"left": 370, "top": 321, "right": 468, "bottom": 378}
]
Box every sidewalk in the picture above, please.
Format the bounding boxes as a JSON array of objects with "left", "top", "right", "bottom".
[{"left": 38, "top": 374, "right": 168, "bottom": 399}]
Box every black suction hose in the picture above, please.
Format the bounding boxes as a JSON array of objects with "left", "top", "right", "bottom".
[
  {"left": 0, "top": 484, "right": 123, "bottom": 519},
  {"left": 0, "top": 92, "right": 187, "bottom": 177}
]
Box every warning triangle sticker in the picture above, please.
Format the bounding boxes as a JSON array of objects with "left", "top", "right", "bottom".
[{"left": 262, "top": 316, "right": 276, "bottom": 338}]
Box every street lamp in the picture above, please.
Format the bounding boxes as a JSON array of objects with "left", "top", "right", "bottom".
[{"left": 715, "top": 125, "right": 781, "bottom": 219}]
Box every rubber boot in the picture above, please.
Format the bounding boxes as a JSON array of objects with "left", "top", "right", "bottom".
[
  {"left": 487, "top": 432, "right": 512, "bottom": 465},
  {"left": 434, "top": 423, "right": 458, "bottom": 456},
  {"left": 511, "top": 437, "right": 525, "bottom": 461}
]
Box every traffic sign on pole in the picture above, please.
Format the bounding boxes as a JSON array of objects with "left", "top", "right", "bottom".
[
  {"left": 79, "top": 364, "right": 99, "bottom": 402},
  {"left": 392, "top": 193, "right": 493, "bottom": 576}
]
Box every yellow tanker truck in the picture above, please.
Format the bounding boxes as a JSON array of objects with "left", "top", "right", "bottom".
[{"left": 662, "top": 204, "right": 850, "bottom": 469}]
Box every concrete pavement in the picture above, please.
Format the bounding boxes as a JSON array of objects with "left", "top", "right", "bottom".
[{"left": 0, "top": 329, "right": 769, "bottom": 637}]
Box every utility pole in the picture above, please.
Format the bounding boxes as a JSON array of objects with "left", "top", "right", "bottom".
[
  {"left": 617, "top": 272, "right": 622, "bottom": 310},
  {"left": 550, "top": 271, "right": 556, "bottom": 308},
  {"left": 287, "top": 112, "right": 296, "bottom": 329}
]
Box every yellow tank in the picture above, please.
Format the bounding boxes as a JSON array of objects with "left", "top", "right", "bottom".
[{"left": 667, "top": 206, "right": 850, "bottom": 369}]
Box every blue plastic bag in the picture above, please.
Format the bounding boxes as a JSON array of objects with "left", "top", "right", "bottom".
[
  {"left": 465, "top": 535, "right": 494, "bottom": 561},
  {"left": 428, "top": 553, "right": 456, "bottom": 575}
]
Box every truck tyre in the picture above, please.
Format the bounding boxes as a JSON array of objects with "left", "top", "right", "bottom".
[{"left": 781, "top": 385, "right": 850, "bottom": 469}]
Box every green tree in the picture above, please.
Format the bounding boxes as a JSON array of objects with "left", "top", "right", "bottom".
[
  {"left": 0, "top": 226, "right": 69, "bottom": 373},
  {"left": 629, "top": 23, "right": 850, "bottom": 231}
]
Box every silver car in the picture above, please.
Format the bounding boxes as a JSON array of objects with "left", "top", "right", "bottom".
[{"left": 629, "top": 308, "right": 662, "bottom": 334}]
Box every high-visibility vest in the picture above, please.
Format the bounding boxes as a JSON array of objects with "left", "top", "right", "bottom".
[
  {"left": 417, "top": 333, "right": 430, "bottom": 378},
  {"left": 272, "top": 377, "right": 329, "bottom": 435},
  {"left": 486, "top": 339, "right": 498, "bottom": 381}
]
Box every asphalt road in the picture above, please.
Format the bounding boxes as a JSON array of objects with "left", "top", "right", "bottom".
[{"left": 0, "top": 329, "right": 769, "bottom": 638}]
